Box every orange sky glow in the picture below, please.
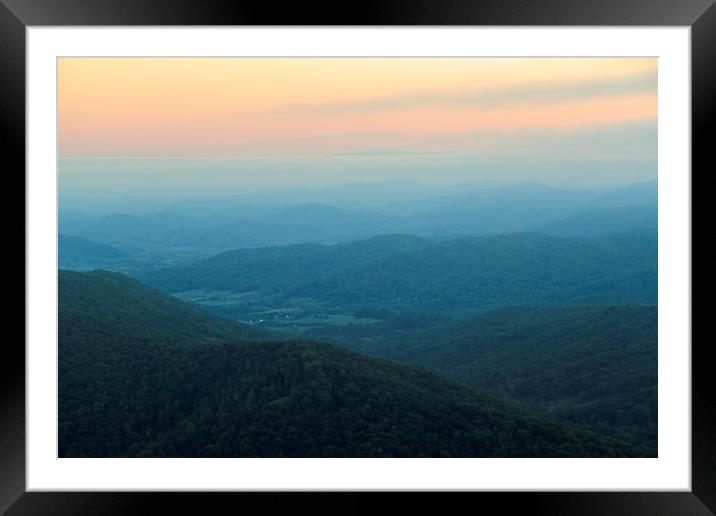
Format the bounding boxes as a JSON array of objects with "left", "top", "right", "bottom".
[{"left": 58, "top": 57, "right": 657, "bottom": 159}]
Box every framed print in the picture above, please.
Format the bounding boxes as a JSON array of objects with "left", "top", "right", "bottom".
[{"left": 6, "top": 0, "right": 709, "bottom": 513}]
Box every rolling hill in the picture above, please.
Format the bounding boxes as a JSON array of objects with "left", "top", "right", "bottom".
[
  {"left": 140, "top": 234, "right": 432, "bottom": 294},
  {"left": 58, "top": 270, "right": 646, "bottom": 457},
  {"left": 308, "top": 304, "right": 657, "bottom": 451},
  {"left": 59, "top": 234, "right": 129, "bottom": 265},
  {"left": 536, "top": 205, "right": 657, "bottom": 237},
  {"left": 59, "top": 269, "right": 266, "bottom": 345},
  {"left": 59, "top": 211, "right": 209, "bottom": 244},
  {"left": 59, "top": 181, "right": 657, "bottom": 256},
  {"left": 142, "top": 231, "right": 657, "bottom": 316}
]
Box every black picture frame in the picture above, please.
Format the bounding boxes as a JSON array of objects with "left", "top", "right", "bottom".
[{"left": 5, "top": 1, "right": 709, "bottom": 513}]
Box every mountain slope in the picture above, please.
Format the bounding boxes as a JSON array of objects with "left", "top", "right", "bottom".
[
  {"left": 585, "top": 179, "right": 657, "bottom": 208},
  {"left": 59, "top": 212, "right": 209, "bottom": 244},
  {"left": 143, "top": 231, "right": 657, "bottom": 316},
  {"left": 536, "top": 205, "right": 657, "bottom": 237},
  {"left": 59, "top": 269, "right": 265, "bottom": 344},
  {"left": 309, "top": 304, "right": 657, "bottom": 450},
  {"left": 59, "top": 234, "right": 128, "bottom": 261},
  {"left": 59, "top": 271, "right": 645, "bottom": 457},
  {"left": 295, "top": 231, "right": 657, "bottom": 314},
  {"left": 141, "top": 234, "right": 433, "bottom": 294}
]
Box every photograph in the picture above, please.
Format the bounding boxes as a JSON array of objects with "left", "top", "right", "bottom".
[
  {"left": 6, "top": 4, "right": 705, "bottom": 509},
  {"left": 57, "top": 56, "right": 659, "bottom": 459}
]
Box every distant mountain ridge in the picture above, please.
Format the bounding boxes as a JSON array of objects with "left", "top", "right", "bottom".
[
  {"left": 536, "top": 205, "right": 657, "bottom": 237},
  {"left": 59, "top": 180, "right": 657, "bottom": 259},
  {"left": 59, "top": 234, "right": 128, "bottom": 262}
]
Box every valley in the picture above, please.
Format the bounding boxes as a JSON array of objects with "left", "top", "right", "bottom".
[{"left": 59, "top": 270, "right": 654, "bottom": 458}]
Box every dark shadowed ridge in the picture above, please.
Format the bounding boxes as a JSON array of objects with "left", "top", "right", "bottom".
[{"left": 314, "top": 304, "right": 657, "bottom": 453}]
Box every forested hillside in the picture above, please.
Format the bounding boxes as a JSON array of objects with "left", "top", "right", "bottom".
[
  {"left": 536, "top": 205, "right": 657, "bottom": 237},
  {"left": 142, "top": 230, "right": 657, "bottom": 316},
  {"left": 59, "top": 269, "right": 265, "bottom": 344},
  {"left": 59, "top": 234, "right": 129, "bottom": 270},
  {"left": 58, "top": 270, "right": 647, "bottom": 457},
  {"left": 308, "top": 305, "right": 657, "bottom": 452},
  {"left": 141, "top": 234, "right": 431, "bottom": 294}
]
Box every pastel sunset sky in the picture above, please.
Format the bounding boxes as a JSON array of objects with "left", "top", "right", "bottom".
[{"left": 58, "top": 57, "right": 657, "bottom": 193}]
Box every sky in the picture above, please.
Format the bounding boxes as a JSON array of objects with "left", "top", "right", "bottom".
[{"left": 58, "top": 57, "right": 657, "bottom": 195}]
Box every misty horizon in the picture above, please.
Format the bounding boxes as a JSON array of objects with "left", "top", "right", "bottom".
[
  {"left": 60, "top": 176, "right": 657, "bottom": 216},
  {"left": 59, "top": 57, "right": 656, "bottom": 208}
]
